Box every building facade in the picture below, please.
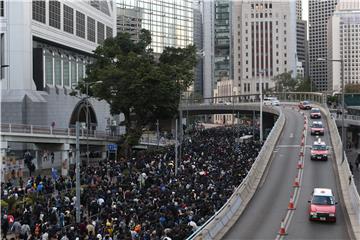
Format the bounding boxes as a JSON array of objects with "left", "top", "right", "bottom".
[
  {"left": 0, "top": 0, "right": 117, "bottom": 131},
  {"left": 193, "top": 1, "right": 203, "bottom": 97},
  {"left": 232, "top": 0, "right": 297, "bottom": 95},
  {"left": 328, "top": 0, "right": 360, "bottom": 92},
  {"left": 296, "top": 19, "right": 309, "bottom": 78},
  {"left": 116, "top": 0, "right": 193, "bottom": 54},
  {"left": 116, "top": 7, "right": 143, "bottom": 42},
  {"left": 214, "top": 0, "right": 232, "bottom": 83},
  {"left": 309, "top": 0, "right": 338, "bottom": 91}
]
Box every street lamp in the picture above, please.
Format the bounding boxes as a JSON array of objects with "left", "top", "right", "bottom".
[
  {"left": 74, "top": 80, "right": 102, "bottom": 224},
  {"left": 317, "top": 57, "right": 345, "bottom": 164}
]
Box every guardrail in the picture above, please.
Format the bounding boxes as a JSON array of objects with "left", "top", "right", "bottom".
[
  {"left": 187, "top": 106, "right": 285, "bottom": 240},
  {"left": 0, "top": 123, "right": 120, "bottom": 140},
  {"left": 319, "top": 105, "right": 360, "bottom": 239}
]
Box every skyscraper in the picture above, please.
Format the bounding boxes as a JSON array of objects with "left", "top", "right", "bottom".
[
  {"left": 309, "top": 0, "right": 338, "bottom": 91},
  {"left": 117, "top": 0, "right": 194, "bottom": 54},
  {"left": 297, "top": 19, "right": 308, "bottom": 78},
  {"left": 214, "top": 0, "right": 232, "bottom": 83},
  {"left": 232, "top": 0, "right": 297, "bottom": 95},
  {"left": 328, "top": 0, "right": 360, "bottom": 92},
  {"left": 193, "top": 1, "right": 204, "bottom": 96}
]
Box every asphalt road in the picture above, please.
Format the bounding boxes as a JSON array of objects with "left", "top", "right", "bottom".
[{"left": 223, "top": 106, "right": 350, "bottom": 240}]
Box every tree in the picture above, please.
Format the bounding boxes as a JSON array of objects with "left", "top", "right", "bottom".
[
  {"left": 345, "top": 83, "right": 360, "bottom": 93},
  {"left": 295, "top": 76, "right": 312, "bottom": 92},
  {"left": 82, "top": 30, "right": 197, "bottom": 153},
  {"left": 272, "top": 71, "right": 297, "bottom": 92}
]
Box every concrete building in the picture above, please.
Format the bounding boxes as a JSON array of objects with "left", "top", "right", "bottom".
[
  {"left": 1, "top": 0, "right": 117, "bottom": 130},
  {"left": 193, "top": 1, "right": 204, "bottom": 97},
  {"left": 297, "top": 19, "right": 309, "bottom": 78},
  {"left": 202, "top": 0, "right": 215, "bottom": 99},
  {"left": 213, "top": 78, "right": 237, "bottom": 125},
  {"left": 309, "top": 0, "right": 338, "bottom": 91},
  {"left": 232, "top": 0, "right": 297, "bottom": 95},
  {"left": 296, "top": 0, "right": 302, "bottom": 20},
  {"left": 116, "top": 0, "right": 193, "bottom": 54},
  {"left": 328, "top": 0, "right": 360, "bottom": 92}
]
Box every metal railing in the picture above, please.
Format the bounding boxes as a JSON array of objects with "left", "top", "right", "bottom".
[{"left": 0, "top": 123, "right": 120, "bottom": 140}]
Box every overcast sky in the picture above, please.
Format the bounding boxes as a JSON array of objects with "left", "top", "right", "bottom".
[{"left": 302, "top": 0, "right": 308, "bottom": 21}]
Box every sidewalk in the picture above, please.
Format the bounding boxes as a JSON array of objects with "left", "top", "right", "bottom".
[{"left": 346, "top": 147, "right": 360, "bottom": 192}]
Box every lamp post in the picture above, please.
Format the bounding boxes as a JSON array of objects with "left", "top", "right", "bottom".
[
  {"left": 317, "top": 57, "right": 345, "bottom": 163},
  {"left": 74, "top": 80, "right": 102, "bottom": 223}
]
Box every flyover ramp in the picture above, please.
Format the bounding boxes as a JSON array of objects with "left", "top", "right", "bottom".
[{"left": 224, "top": 106, "right": 350, "bottom": 239}]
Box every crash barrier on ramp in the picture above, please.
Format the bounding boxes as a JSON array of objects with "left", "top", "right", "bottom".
[
  {"left": 186, "top": 107, "right": 285, "bottom": 240},
  {"left": 318, "top": 105, "right": 360, "bottom": 239}
]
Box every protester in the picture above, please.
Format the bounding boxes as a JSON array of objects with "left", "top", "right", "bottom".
[{"left": 1, "top": 126, "right": 261, "bottom": 240}]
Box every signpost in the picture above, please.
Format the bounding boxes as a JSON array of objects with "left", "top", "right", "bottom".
[{"left": 107, "top": 144, "right": 118, "bottom": 161}]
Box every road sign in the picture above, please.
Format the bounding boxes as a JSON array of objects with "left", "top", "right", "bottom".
[{"left": 107, "top": 144, "right": 118, "bottom": 152}]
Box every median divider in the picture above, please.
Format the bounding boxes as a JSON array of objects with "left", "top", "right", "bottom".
[
  {"left": 186, "top": 107, "right": 286, "bottom": 240},
  {"left": 318, "top": 104, "right": 360, "bottom": 239}
]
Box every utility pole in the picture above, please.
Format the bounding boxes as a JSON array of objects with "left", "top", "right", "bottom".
[{"left": 175, "top": 118, "right": 178, "bottom": 176}]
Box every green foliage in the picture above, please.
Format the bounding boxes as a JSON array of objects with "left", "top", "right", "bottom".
[
  {"left": 272, "top": 72, "right": 313, "bottom": 92},
  {"left": 345, "top": 84, "right": 360, "bottom": 93},
  {"left": 84, "top": 29, "right": 197, "bottom": 148}
]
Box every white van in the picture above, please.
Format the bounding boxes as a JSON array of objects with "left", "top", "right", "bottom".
[{"left": 264, "top": 97, "right": 280, "bottom": 106}]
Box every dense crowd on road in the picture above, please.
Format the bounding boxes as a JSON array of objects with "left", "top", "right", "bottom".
[{"left": 1, "top": 126, "right": 261, "bottom": 240}]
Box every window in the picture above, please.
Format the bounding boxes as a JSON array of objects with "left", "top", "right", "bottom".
[
  {"left": 106, "top": 26, "right": 113, "bottom": 39},
  {"left": 49, "top": 1, "right": 61, "bottom": 29},
  {"left": 97, "top": 22, "right": 105, "bottom": 44},
  {"left": 0, "top": 33, "right": 4, "bottom": 79},
  {"left": 45, "top": 51, "right": 53, "bottom": 85},
  {"left": 63, "top": 56, "right": 70, "bottom": 87},
  {"left": 54, "top": 53, "right": 61, "bottom": 85},
  {"left": 78, "top": 61, "right": 84, "bottom": 81},
  {"left": 0, "top": 0, "right": 4, "bottom": 17},
  {"left": 87, "top": 17, "right": 96, "bottom": 42},
  {"left": 33, "top": 0, "right": 46, "bottom": 23},
  {"left": 71, "top": 58, "right": 77, "bottom": 85},
  {"left": 76, "top": 11, "right": 85, "bottom": 38},
  {"left": 63, "top": 5, "right": 74, "bottom": 34}
]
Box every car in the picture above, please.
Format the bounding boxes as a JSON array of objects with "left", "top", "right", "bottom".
[
  {"left": 308, "top": 188, "right": 337, "bottom": 222},
  {"left": 310, "top": 121, "right": 325, "bottom": 136},
  {"left": 264, "top": 97, "right": 280, "bottom": 106},
  {"left": 310, "top": 139, "right": 329, "bottom": 160},
  {"left": 299, "top": 101, "right": 312, "bottom": 110},
  {"left": 310, "top": 107, "right": 321, "bottom": 119}
]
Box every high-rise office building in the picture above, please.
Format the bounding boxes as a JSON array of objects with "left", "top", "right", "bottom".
[
  {"left": 232, "top": 0, "right": 297, "bottom": 95},
  {"left": 214, "top": 0, "right": 232, "bottom": 83},
  {"left": 116, "top": 7, "right": 143, "bottom": 42},
  {"left": 296, "top": 0, "right": 302, "bottom": 20},
  {"left": 202, "top": 0, "right": 215, "bottom": 98},
  {"left": 297, "top": 19, "right": 309, "bottom": 78},
  {"left": 117, "top": 0, "right": 193, "bottom": 54},
  {"left": 328, "top": 0, "right": 360, "bottom": 92},
  {"left": 309, "top": 0, "right": 338, "bottom": 91},
  {"left": 1, "top": 0, "right": 117, "bottom": 130},
  {"left": 193, "top": 1, "right": 203, "bottom": 96}
]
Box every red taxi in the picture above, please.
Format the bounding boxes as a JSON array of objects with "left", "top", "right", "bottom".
[
  {"left": 310, "top": 107, "right": 321, "bottom": 119},
  {"left": 310, "top": 121, "right": 324, "bottom": 136},
  {"left": 299, "top": 101, "right": 312, "bottom": 110},
  {"left": 310, "top": 139, "right": 328, "bottom": 161},
  {"left": 308, "top": 188, "right": 337, "bottom": 222}
]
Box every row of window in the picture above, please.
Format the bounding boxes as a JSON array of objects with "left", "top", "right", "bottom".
[
  {"left": 0, "top": 0, "right": 4, "bottom": 17},
  {"left": 44, "top": 50, "right": 88, "bottom": 88},
  {"left": 33, "top": 1, "right": 113, "bottom": 44}
]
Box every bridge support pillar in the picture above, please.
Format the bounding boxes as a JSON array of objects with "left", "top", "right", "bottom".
[
  {"left": 61, "top": 144, "right": 70, "bottom": 176},
  {"left": 101, "top": 145, "right": 107, "bottom": 160},
  {"left": 1, "top": 141, "right": 8, "bottom": 182}
]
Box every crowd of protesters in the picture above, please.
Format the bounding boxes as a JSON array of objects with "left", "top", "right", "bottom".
[{"left": 1, "top": 125, "right": 262, "bottom": 240}]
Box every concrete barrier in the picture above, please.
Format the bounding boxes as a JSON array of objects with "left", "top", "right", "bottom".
[
  {"left": 187, "top": 106, "right": 285, "bottom": 240},
  {"left": 318, "top": 105, "right": 360, "bottom": 239}
]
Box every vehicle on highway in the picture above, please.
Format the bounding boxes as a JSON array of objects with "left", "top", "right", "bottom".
[
  {"left": 308, "top": 188, "right": 337, "bottom": 222},
  {"left": 310, "top": 107, "right": 321, "bottom": 119},
  {"left": 299, "top": 100, "right": 312, "bottom": 110},
  {"left": 264, "top": 97, "right": 280, "bottom": 106},
  {"left": 310, "top": 139, "right": 329, "bottom": 161},
  {"left": 310, "top": 121, "right": 325, "bottom": 136}
]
